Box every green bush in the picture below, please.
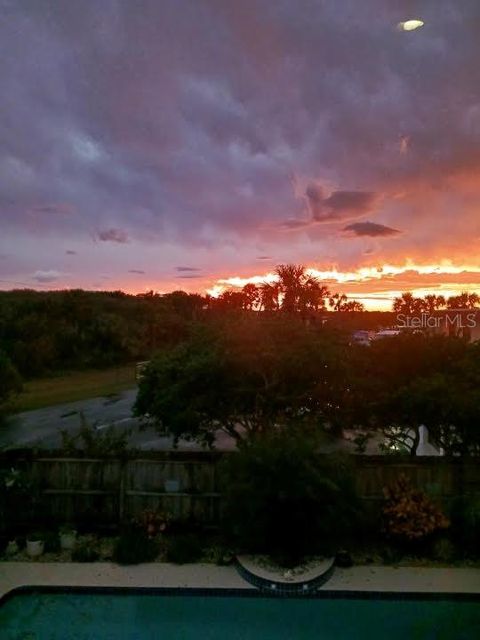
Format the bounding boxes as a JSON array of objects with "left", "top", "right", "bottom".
[
  {"left": 222, "top": 430, "right": 360, "bottom": 566},
  {"left": 431, "top": 536, "right": 456, "bottom": 562},
  {"left": 60, "top": 412, "right": 132, "bottom": 457},
  {"left": 71, "top": 540, "right": 100, "bottom": 562},
  {"left": 166, "top": 534, "right": 204, "bottom": 564},
  {"left": 0, "top": 351, "right": 22, "bottom": 428},
  {"left": 43, "top": 531, "right": 61, "bottom": 553},
  {"left": 451, "top": 496, "right": 480, "bottom": 558},
  {"left": 0, "top": 467, "right": 35, "bottom": 536},
  {"left": 113, "top": 525, "right": 158, "bottom": 565}
]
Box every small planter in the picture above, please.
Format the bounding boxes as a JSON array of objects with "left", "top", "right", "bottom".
[
  {"left": 335, "top": 550, "right": 353, "bottom": 568},
  {"left": 5, "top": 540, "right": 19, "bottom": 556},
  {"left": 164, "top": 479, "right": 180, "bottom": 493},
  {"left": 60, "top": 531, "right": 77, "bottom": 551},
  {"left": 26, "top": 538, "right": 45, "bottom": 558}
]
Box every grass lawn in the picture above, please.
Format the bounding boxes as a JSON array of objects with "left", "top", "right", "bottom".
[{"left": 11, "top": 365, "right": 137, "bottom": 412}]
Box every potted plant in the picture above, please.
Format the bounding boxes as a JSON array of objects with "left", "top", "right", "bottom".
[
  {"left": 59, "top": 524, "right": 77, "bottom": 550},
  {"left": 5, "top": 539, "right": 19, "bottom": 556},
  {"left": 26, "top": 532, "right": 45, "bottom": 557}
]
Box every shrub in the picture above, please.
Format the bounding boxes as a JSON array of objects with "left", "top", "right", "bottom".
[
  {"left": 222, "top": 430, "right": 360, "bottom": 566},
  {"left": 451, "top": 496, "right": 480, "bottom": 558},
  {"left": 27, "top": 531, "right": 46, "bottom": 542},
  {"left": 0, "top": 352, "right": 22, "bottom": 428},
  {"left": 0, "top": 467, "right": 35, "bottom": 535},
  {"left": 71, "top": 535, "right": 99, "bottom": 562},
  {"left": 72, "top": 541, "right": 99, "bottom": 563},
  {"left": 382, "top": 474, "right": 449, "bottom": 544},
  {"left": 60, "top": 412, "right": 131, "bottom": 457},
  {"left": 165, "top": 534, "right": 203, "bottom": 564},
  {"left": 43, "top": 531, "right": 61, "bottom": 553},
  {"left": 59, "top": 524, "right": 77, "bottom": 536},
  {"left": 133, "top": 510, "right": 170, "bottom": 538},
  {"left": 462, "top": 497, "right": 480, "bottom": 557},
  {"left": 431, "top": 537, "right": 456, "bottom": 562},
  {"left": 113, "top": 525, "right": 158, "bottom": 565},
  {"left": 203, "top": 542, "right": 235, "bottom": 566}
]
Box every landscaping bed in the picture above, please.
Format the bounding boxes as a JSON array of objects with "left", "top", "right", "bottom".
[{"left": 2, "top": 534, "right": 478, "bottom": 569}]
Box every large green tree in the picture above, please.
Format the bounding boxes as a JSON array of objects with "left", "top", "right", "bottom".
[
  {"left": 134, "top": 316, "right": 349, "bottom": 445},
  {"left": 0, "top": 351, "right": 22, "bottom": 426},
  {"left": 350, "top": 334, "right": 480, "bottom": 455}
]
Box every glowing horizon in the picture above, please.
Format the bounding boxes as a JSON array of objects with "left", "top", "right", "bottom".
[{"left": 204, "top": 261, "right": 480, "bottom": 310}]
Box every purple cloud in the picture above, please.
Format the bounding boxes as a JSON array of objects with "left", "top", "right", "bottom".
[
  {"left": 343, "top": 222, "right": 402, "bottom": 237},
  {"left": 176, "top": 266, "right": 202, "bottom": 272},
  {"left": 97, "top": 228, "right": 129, "bottom": 244},
  {"left": 128, "top": 269, "right": 145, "bottom": 274},
  {"left": 31, "top": 203, "right": 73, "bottom": 216},
  {"left": 306, "top": 184, "right": 378, "bottom": 223},
  {"left": 1, "top": 0, "right": 480, "bottom": 287}
]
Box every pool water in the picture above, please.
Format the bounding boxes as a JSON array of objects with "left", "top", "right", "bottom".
[{"left": 0, "top": 591, "right": 478, "bottom": 639}]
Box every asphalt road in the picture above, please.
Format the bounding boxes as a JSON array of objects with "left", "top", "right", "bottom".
[
  {"left": 0, "top": 388, "right": 236, "bottom": 451},
  {"left": 1, "top": 391, "right": 400, "bottom": 455}
]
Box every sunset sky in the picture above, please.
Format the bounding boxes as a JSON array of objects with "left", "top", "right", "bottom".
[{"left": 1, "top": 1, "right": 480, "bottom": 310}]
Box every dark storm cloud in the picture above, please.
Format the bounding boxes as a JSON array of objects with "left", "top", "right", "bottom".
[
  {"left": 176, "top": 266, "right": 202, "bottom": 272},
  {"left": 343, "top": 222, "right": 402, "bottom": 237},
  {"left": 1, "top": 0, "right": 480, "bottom": 268},
  {"left": 306, "top": 184, "right": 378, "bottom": 223},
  {"left": 97, "top": 228, "right": 129, "bottom": 244},
  {"left": 281, "top": 184, "right": 378, "bottom": 229}
]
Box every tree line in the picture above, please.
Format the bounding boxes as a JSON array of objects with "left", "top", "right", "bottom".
[
  {"left": 393, "top": 291, "right": 480, "bottom": 313},
  {"left": 0, "top": 264, "right": 478, "bottom": 428},
  {"left": 135, "top": 315, "right": 480, "bottom": 456}
]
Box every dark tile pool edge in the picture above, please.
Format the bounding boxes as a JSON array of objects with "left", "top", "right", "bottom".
[
  {"left": 235, "top": 557, "right": 336, "bottom": 595},
  {"left": 1, "top": 584, "right": 479, "bottom": 609}
]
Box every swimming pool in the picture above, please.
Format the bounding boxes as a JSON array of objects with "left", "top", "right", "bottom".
[{"left": 0, "top": 588, "right": 478, "bottom": 639}]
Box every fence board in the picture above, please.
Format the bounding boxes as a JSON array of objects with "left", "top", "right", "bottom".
[{"left": 1, "top": 451, "right": 478, "bottom": 530}]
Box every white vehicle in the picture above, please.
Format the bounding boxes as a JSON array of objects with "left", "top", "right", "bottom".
[{"left": 372, "top": 329, "right": 401, "bottom": 340}]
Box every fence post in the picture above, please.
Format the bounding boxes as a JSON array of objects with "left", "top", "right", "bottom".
[{"left": 118, "top": 458, "right": 127, "bottom": 525}]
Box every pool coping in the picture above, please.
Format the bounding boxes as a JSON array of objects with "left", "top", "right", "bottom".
[
  {"left": 1, "top": 583, "right": 479, "bottom": 609},
  {"left": 1, "top": 563, "right": 479, "bottom": 607}
]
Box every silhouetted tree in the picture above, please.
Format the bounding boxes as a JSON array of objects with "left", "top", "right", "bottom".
[
  {"left": 446, "top": 292, "right": 480, "bottom": 309},
  {"left": 423, "top": 294, "right": 446, "bottom": 313},
  {"left": 392, "top": 292, "right": 424, "bottom": 314}
]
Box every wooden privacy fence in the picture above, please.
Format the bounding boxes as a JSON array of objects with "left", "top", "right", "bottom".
[
  {"left": 26, "top": 453, "right": 223, "bottom": 528},
  {"left": 1, "top": 451, "right": 479, "bottom": 529}
]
